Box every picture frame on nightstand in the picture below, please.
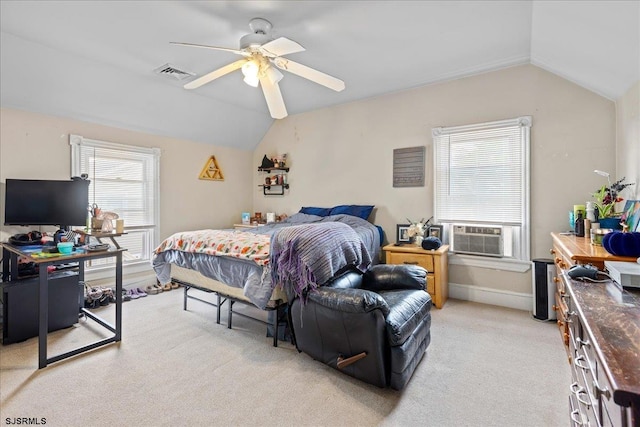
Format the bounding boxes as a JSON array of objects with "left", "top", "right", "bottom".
[
  {"left": 241, "top": 212, "right": 250, "bottom": 225},
  {"left": 428, "top": 225, "right": 443, "bottom": 239},
  {"left": 396, "top": 224, "right": 411, "bottom": 243}
]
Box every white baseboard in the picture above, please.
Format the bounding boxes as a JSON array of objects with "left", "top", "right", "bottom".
[{"left": 449, "top": 282, "right": 533, "bottom": 311}]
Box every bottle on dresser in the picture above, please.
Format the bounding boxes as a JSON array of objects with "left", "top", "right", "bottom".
[{"left": 575, "top": 212, "right": 585, "bottom": 237}]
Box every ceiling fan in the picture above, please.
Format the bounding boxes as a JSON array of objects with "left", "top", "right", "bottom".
[{"left": 171, "top": 18, "right": 345, "bottom": 119}]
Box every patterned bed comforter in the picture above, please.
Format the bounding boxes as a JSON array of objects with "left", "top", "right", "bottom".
[
  {"left": 152, "top": 213, "right": 380, "bottom": 309},
  {"left": 154, "top": 229, "right": 271, "bottom": 266}
]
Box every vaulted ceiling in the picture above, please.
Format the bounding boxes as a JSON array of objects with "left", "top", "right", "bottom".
[{"left": 1, "top": 1, "right": 638, "bottom": 150}]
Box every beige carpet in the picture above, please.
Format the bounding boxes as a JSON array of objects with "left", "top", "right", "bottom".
[{"left": 0, "top": 289, "right": 569, "bottom": 426}]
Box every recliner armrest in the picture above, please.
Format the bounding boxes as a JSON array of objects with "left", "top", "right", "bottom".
[
  {"left": 362, "top": 264, "right": 427, "bottom": 292},
  {"left": 308, "top": 287, "right": 390, "bottom": 316}
]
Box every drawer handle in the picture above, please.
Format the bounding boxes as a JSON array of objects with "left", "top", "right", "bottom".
[
  {"left": 570, "top": 409, "right": 585, "bottom": 426},
  {"left": 592, "top": 379, "right": 611, "bottom": 400},
  {"left": 570, "top": 382, "right": 591, "bottom": 407},
  {"left": 574, "top": 355, "right": 590, "bottom": 371},
  {"left": 402, "top": 261, "right": 419, "bottom": 265},
  {"left": 576, "top": 391, "right": 591, "bottom": 407},
  {"left": 576, "top": 337, "right": 590, "bottom": 348},
  {"left": 570, "top": 382, "right": 581, "bottom": 394}
]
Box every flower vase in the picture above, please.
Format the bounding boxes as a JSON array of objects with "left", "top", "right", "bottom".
[
  {"left": 414, "top": 236, "right": 423, "bottom": 247},
  {"left": 599, "top": 217, "right": 622, "bottom": 230}
]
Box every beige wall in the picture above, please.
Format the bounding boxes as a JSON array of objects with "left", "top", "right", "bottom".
[
  {"left": 616, "top": 81, "right": 640, "bottom": 202},
  {"left": 253, "top": 64, "right": 616, "bottom": 297},
  {"left": 0, "top": 64, "right": 619, "bottom": 301},
  {"left": 0, "top": 108, "right": 253, "bottom": 243}
]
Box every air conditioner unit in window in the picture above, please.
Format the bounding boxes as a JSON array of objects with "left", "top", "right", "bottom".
[{"left": 450, "top": 224, "right": 503, "bottom": 257}]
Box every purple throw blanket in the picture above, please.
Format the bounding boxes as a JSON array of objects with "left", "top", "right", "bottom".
[{"left": 270, "top": 222, "right": 372, "bottom": 300}]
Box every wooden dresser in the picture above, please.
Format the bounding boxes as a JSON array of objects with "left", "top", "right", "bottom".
[
  {"left": 550, "top": 232, "right": 640, "bottom": 426},
  {"left": 550, "top": 232, "right": 637, "bottom": 351},
  {"left": 382, "top": 244, "right": 449, "bottom": 308},
  {"left": 550, "top": 232, "right": 637, "bottom": 271}
]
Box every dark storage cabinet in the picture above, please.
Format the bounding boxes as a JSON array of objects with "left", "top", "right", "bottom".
[{"left": 2, "top": 271, "right": 81, "bottom": 344}]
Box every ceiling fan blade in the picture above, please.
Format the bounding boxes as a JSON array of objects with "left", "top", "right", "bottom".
[
  {"left": 170, "top": 42, "right": 250, "bottom": 57},
  {"left": 260, "top": 37, "right": 305, "bottom": 58},
  {"left": 259, "top": 76, "right": 288, "bottom": 119},
  {"left": 184, "top": 59, "right": 247, "bottom": 90},
  {"left": 273, "top": 58, "right": 345, "bottom": 92}
]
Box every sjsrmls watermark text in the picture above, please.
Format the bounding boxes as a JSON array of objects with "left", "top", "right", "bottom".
[{"left": 4, "top": 418, "right": 46, "bottom": 425}]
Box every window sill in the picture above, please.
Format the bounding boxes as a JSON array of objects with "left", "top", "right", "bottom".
[{"left": 448, "top": 253, "right": 531, "bottom": 273}]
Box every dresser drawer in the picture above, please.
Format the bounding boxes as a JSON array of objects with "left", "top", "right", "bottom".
[{"left": 387, "top": 252, "right": 434, "bottom": 271}]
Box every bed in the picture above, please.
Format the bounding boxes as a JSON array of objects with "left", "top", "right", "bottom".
[{"left": 152, "top": 212, "right": 382, "bottom": 345}]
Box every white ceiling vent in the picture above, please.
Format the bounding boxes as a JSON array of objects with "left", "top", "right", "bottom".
[{"left": 153, "top": 63, "right": 195, "bottom": 81}]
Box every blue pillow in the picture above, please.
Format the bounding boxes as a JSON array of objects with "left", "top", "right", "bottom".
[
  {"left": 299, "top": 206, "right": 331, "bottom": 217},
  {"left": 329, "top": 205, "right": 374, "bottom": 220}
]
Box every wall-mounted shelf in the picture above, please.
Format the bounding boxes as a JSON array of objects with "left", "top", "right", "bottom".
[
  {"left": 258, "top": 166, "right": 289, "bottom": 173},
  {"left": 258, "top": 165, "right": 289, "bottom": 196},
  {"left": 258, "top": 184, "right": 290, "bottom": 196}
]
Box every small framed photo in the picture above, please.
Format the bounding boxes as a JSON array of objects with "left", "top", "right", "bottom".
[
  {"left": 428, "top": 225, "right": 443, "bottom": 239},
  {"left": 241, "top": 212, "right": 250, "bottom": 225},
  {"left": 396, "top": 224, "right": 411, "bottom": 243}
]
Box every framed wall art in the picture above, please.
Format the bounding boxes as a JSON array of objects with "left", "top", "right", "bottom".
[{"left": 622, "top": 200, "right": 640, "bottom": 232}]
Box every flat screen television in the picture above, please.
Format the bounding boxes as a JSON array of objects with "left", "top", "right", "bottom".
[{"left": 4, "top": 179, "right": 89, "bottom": 229}]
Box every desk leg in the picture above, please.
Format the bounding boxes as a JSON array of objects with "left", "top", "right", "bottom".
[
  {"left": 115, "top": 252, "right": 122, "bottom": 341},
  {"left": 109, "top": 237, "right": 121, "bottom": 250},
  {"left": 38, "top": 263, "right": 49, "bottom": 369}
]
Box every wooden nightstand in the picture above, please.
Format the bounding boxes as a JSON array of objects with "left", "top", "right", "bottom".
[{"left": 383, "top": 244, "right": 449, "bottom": 308}]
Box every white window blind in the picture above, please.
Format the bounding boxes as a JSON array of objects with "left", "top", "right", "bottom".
[
  {"left": 70, "top": 135, "right": 160, "bottom": 268},
  {"left": 432, "top": 117, "right": 531, "bottom": 262}
]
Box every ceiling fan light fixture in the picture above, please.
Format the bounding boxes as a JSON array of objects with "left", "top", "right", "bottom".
[
  {"left": 265, "top": 65, "right": 283, "bottom": 85},
  {"left": 241, "top": 60, "right": 260, "bottom": 87},
  {"left": 243, "top": 74, "right": 260, "bottom": 87}
]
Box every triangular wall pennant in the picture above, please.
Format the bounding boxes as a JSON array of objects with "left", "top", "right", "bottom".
[{"left": 199, "top": 156, "right": 225, "bottom": 181}]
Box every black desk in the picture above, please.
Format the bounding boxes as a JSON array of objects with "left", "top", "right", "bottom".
[{"left": 1, "top": 243, "right": 125, "bottom": 368}]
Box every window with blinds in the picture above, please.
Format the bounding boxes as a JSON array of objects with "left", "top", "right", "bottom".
[
  {"left": 70, "top": 135, "right": 160, "bottom": 269},
  {"left": 432, "top": 117, "right": 531, "bottom": 261}
]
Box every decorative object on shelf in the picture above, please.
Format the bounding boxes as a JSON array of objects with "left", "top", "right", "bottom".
[
  {"left": 241, "top": 212, "right": 250, "bottom": 225},
  {"left": 602, "top": 231, "right": 640, "bottom": 257},
  {"left": 199, "top": 155, "right": 224, "bottom": 181},
  {"left": 592, "top": 170, "right": 635, "bottom": 229},
  {"left": 261, "top": 155, "right": 275, "bottom": 169}
]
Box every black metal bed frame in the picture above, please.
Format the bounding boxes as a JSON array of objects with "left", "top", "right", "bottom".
[{"left": 171, "top": 278, "right": 286, "bottom": 347}]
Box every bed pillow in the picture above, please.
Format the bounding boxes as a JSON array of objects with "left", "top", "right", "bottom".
[
  {"left": 329, "top": 205, "right": 375, "bottom": 220},
  {"left": 299, "top": 206, "right": 332, "bottom": 217}
]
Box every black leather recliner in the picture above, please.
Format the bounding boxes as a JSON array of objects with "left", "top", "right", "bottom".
[{"left": 290, "top": 264, "right": 432, "bottom": 390}]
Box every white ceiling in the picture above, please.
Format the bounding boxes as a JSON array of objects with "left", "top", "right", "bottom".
[{"left": 1, "top": 1, "right": 638, "bottom": 150}]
